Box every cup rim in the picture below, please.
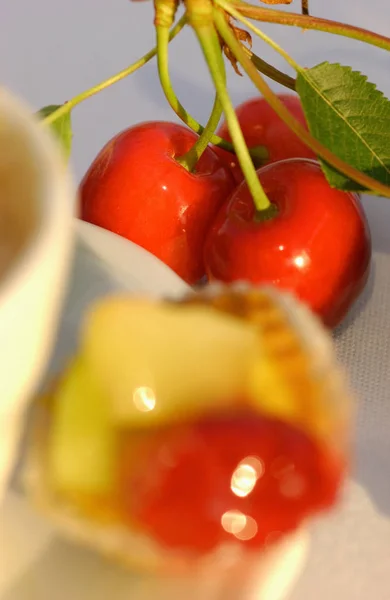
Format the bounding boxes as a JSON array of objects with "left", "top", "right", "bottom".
[{"left": 0, "top": 88, "right": 75, "bottom": 303}]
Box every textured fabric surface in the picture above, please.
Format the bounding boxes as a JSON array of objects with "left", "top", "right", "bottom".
[
  {"left": 336, "top": 252, "right": 390, "bottom": 444},
  {"left": 290, "top": 251, "right": 390, "bottom": 600}
]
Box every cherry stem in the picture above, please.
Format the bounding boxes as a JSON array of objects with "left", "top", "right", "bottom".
[
  {"left": 220, "top": 1, "right": 300, "bottom": 71},
  {"left": 187, "top": 0, "right": 272, "bottom": 213},
  {"left": 176, "top": 93, "right": 224, "bottom": 171},
  {"left": 244, "top": 46, "right": 295, "bottom": 90},
  {"left": 230, "top": 0, "right": 390, "bottom": 53},
  {"left": 155, "top": 18, "right": 266, "bottom": 159},
  {"left": 42, "top": 16, "right": 187, "bottom": 127},
  {"left": 214, "top": 4, "right": 390, "bottom": 198}
]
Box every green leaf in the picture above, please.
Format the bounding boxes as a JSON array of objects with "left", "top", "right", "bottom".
[
  {"left": 296, "top": 62, "right": 390, "bottom": 191},
  {"left": 37, "top": 104, "right": 72, "bottom": 159}
]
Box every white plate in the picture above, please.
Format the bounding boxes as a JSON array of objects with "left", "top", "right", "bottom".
[{"left": 1, "top": 220, "right": 390, "bottom": 600}]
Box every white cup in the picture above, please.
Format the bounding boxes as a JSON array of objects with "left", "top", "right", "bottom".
[{"left": 0, "top": 88, "right": 76, "bottom": 502}]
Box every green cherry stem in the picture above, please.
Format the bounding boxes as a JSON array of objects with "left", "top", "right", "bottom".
[
  {"left": 155, "top": 20, "right": 267, "bottom": 158},
  {"left": 244, "top": 46, "right": 296, "bottom": 90},
  {"left": 176, "top": 93, "right": 223, "bottom": 171},
  {"left": 219, "top": 0, "right": 300, "bottom": 71},
  {"left": 188, "top": 4, "right": 272, "bottom": 213},
  {"left": 156, "top": 24, "right": 203, "bottom": 134},
  {"left": 230, "top": 0, "right": 390, "bottom": 52},
  {"left": 43, "top": 15, "right": 187, "bottom": 127},
  {"left": 155, "top": 22, "right": 231, "bottom": 152},
  {"left": 213, "top": 5, "right": 390, "bottom": 198}
]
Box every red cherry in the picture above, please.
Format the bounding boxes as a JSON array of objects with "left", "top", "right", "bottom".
[
  {"left": 79, "top": 121, "right": 235, "bottom": 285},
  {"left": 204, "top": 159, "right": 371, "bottom": 329},
  {"left": 119, "top": 413, "right": 344, "bottom": 554},
  {"left": 214, "top": 94, "right": 316, "bottom": 184}
]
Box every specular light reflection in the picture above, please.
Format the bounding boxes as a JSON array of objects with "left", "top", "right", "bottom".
[
  {"left": 221, "top": 510, "right": 258, "bottom": 541},
  {"left": 221, "top": 456, "right": 264, "bottom": 542},
  {"left": 132, "top": 386, "right": 156, "bottom": 412},
  {"left": 231, "top": 456, "right": 264, "bottom": 498},
  {"left": 292, "top": 251, "right": 310, "bottom": 270}
]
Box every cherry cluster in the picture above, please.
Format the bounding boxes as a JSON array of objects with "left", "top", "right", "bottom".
[
  {"left": 41, "top": 0, "right": 390, "bottom": 328},
  {"left": 80, "top": 98, "right": 370, "bottom": 329}
]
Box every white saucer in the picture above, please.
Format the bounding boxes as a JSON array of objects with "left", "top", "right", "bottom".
[{"left": 1, "top": 220, "right": 390, "bottom": 600}]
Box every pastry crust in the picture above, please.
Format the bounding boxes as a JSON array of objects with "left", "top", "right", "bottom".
[{"left": 22, "top": 284, "right": 351, "bottom": 574}]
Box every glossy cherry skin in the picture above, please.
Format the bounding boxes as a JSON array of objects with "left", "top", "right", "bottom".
[
  {"left": 80, "top": 121, "right": 235, "bottom": 285},
  {"left": 204, "top": 159, "right": 372, "bottom": 329},
  {"left": 214, "top": 94, "right": 317, "bottom": 184}
]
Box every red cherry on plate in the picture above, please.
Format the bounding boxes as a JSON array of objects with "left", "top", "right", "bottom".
[
  {"left": 120, "top": 413, "right": 344, "bottom": 554},
  {"left": 79, "top": 121, "right": 235, "bottom": 285},
  {"left": 214, "top": 94, "right": 317, "bottom": 184},
  {"left": 204, "top": 158, "right": 371, "bottom": 328}
]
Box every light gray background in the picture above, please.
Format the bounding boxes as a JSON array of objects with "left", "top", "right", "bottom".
[{"left": 1, "top": 0, "right": 390, "bottom": 254}]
